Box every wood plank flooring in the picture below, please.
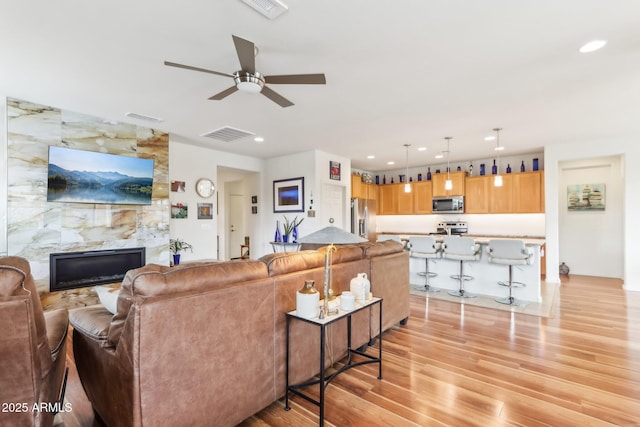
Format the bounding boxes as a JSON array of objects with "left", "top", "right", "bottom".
[{"left": 58, "top": 275, "right": 640, "bottom": 426}]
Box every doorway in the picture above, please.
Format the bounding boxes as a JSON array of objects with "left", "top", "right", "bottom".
[{"left": 228, "top": 193, "right": 245, "bottom": 259}]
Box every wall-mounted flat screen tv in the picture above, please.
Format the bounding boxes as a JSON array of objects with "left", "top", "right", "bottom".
[{"left": 47, "top": 146, "right": 155, "bottom": 205}]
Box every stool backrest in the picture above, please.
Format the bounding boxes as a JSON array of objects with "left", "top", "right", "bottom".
[
  {"left": 409, "top": 236, "right": 438, "bottom": 255},
  {"left": 488, "top": 239, "right": 528, "bottom": 260},
  {"left": 442, "top": 236, "right": 477, "bottom": 256}
]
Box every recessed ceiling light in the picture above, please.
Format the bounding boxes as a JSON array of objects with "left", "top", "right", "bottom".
[
  {"left": 387, "top": 161, "right": 395, "bottom": 165},
  {"left": 494, "top": 146, "right": 505, "bottom": 151},
  {"left": 484, "top": 136, "right": 495, "bottom": 141},
  {"left": 254, "top": 136, "right": 264, "bottom": 142},
  {"left": 435, "top": 153, "right": 444, "bottom": 159},
  {"left": 367, "top": 155, "right": 375, "bottom": 159},
  {"left": 579, "top": 40, "right": 607, "bottom": 53},
  {"left": 418, "top": 147, "right": 427, "bottom": 151}
]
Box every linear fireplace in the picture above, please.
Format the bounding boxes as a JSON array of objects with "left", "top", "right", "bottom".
[{"left": 50, "top": 247, "right": 146, "bottom": 292}]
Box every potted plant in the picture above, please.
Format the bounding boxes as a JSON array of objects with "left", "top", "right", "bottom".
[
  {"left": 282, "top": 215, "right": 304, "bottom": 243},
  {"left": 170, "top": 238, "right": 192, "bottom": 265}
]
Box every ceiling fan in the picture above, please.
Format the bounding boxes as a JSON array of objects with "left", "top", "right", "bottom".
[{"left": 164, "top": 35, "right": 326, "bottom": 108}]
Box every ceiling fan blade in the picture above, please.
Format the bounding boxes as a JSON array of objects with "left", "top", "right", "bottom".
[
  {"left": 264, "top": 74, "right": 326, "bottom": 85},
  {"left": 232, "top": 35, "right": 256, "bottom": 74},
  {"left": 261, "top": 86, "right": 294, "bottom": 108},
  {"left": 164, "top": 61, "right": 233, "bottom": 78},
  {"left": 209, "top": 86, "right": 239, "bottom": 100}
]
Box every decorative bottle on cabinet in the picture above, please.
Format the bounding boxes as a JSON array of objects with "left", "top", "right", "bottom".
[
  {"left": 480, "top": 164, "right": 485, "bottom": 176},
  {"left": 492, "top": 159, "right": 497, "bottom": 175},
  {"left": 274, "top": 221, "right": 282, "bottom": 242},
  {"left": 469, "top": 163, "right": 473, "bottom": 176},
  {"left": 506, "top": 164, "right": 512, "bottom": 173},
  {"left": 533, "top": 158, "right": 539, "bottom": 171},
  {"left": 520, "top": 161, "right": 525, "bottom": 172},
  {"left": 427, "top": 167, "right": 432, "bottom": 181}
]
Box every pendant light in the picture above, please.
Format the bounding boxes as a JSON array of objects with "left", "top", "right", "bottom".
[
  {"left": 444, "top": 137, "right": 453, "bottom": 190},
  {"left": 403, "top": 143, "right": 411, "bottom": 193},
  {"left": 493, "top": 127, "right": 503, "bottom": 187}
]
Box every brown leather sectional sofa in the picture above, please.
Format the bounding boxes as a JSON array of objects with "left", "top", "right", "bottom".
[{"left": 68, "top": 240, "right": 408, "bottom": 427}]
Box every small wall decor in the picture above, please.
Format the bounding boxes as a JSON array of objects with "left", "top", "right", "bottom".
[
  {"left": 171, "top": 203, "right": 188, "bottom": 218},
  {"left": 330, "top": 161, "right": 341, "bottom": 180},
  {"left": 273, "top": 177, "right": 304, "bottom": 213},
  {"left": 251, "top": 195, "right": 258, "bottom": 204},
  {"left": 197, "top": 203, "right": 213, "bottom": 219},
  {"left": 567, "top": 183, "right": 605, "bottom": 211},
  {"left": 252, "top": 206, "right": 258, "bottom": 214},
  {"left": 171, "top": 180, "right": 186, "bottom": 192}
]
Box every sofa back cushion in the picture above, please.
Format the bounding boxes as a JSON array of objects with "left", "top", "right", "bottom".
[
  {"left": 259, "top": 251, "right": 325, "bottom": 276},
  {"left": 107, "top": 260, "right": 268, "bottom": 346},
  {"left": 363, "top": 239, "right": 404, "bottom": 257}
]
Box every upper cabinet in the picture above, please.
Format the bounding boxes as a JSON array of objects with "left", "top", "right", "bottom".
[
  {"left": 378, "top": 183, "right": 398, "bottom": 215},
  {"left": 432, "top": 171, "right": 466, "bottom": 197},
  {"left": 351, "top": 174, "right": 377, "bottom": 200},
  {"left": 464, "top": 171, "right": 544, "bottom": 214},
  {"left": 413, "top": 181, "right": 433, "bottom": 214}
]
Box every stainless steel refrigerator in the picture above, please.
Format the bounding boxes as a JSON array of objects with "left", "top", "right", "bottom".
[{"left": 351, "top": 198, "right": 377, "bottom": 242}]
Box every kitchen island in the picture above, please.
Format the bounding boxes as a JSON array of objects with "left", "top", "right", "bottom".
[{"left": 395, "top": 234, "right": 545, "bottom": 303}]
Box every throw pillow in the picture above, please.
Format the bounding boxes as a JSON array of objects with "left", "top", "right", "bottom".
[{"left": 95, "top": 285, "right": 119, "bottom": 314}]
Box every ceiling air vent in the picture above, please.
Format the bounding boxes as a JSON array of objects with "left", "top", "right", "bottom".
[
  {"left": 240, "top": 0, "right": 288, "bottom": 20},
  {"left": 201, "top": 126, "right": 255, "bottom": 142},
  {"left": 124, "top": 112, "right": 163, "bottom": 122}
]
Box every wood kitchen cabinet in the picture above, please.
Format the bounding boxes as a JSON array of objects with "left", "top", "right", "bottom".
[
  {"left": 378, "top": 184, "right": 398, "bottom": 215},
  {"left": 513, "top": 171, "right": 543, "bottom": 213},
  {"left": 351, "top": 174, "right": 377, "bottom": 200},
  {"left": 432, "top": 171, "right": 466, "bottom": 197},
  {"left": 412, "top": 181, "right": 433, "bottom": 214},
  {"left": 488, "top": 173, "right": 514, "bottom": 213},
  {"left": 464, "top": 175, "right": 490, "bottom": 213}
]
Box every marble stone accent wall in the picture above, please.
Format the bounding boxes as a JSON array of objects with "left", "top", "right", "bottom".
[{"left": 7, "top": 98, "right": 170, "bottom": 310}]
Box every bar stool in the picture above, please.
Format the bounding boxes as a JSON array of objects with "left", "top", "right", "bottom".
[
  {"left": 409, "top": 236, "right": 440, "bottom": 292},
  {"left": 442, "top": 236, "right": 481, "bottom": 298},
  {"left": 487, "top": 239, "right": 533, "bottom": 306}
]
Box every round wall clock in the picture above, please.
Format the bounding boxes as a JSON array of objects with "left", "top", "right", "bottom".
[{"left": 195, "top": 178, "right": 215, "bottom": 198}]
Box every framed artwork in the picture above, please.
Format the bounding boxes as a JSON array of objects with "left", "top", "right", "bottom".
[
  {"left": 252, "top": 206, "right": 258, "bottom": 214},
  {"left": 251, "top": 195, "right": 258, "bottom": 204},
  {"left": 567, "top": 183, "right": 605, "bottom": 211},
  {"left": 171, "top": 180, "right": 186, "bottom": 192},
  {"left": 197, "top": 203, "right": 213, "bottom": 219},
  {"left": 273, "top": 177, "right": 304, "bottom": 213},
  {"left": 330, "top": 161, "right": 341, "bottom": 180},
  {"left": 171, "top": 203, "right": 188, "bottom": 219}
]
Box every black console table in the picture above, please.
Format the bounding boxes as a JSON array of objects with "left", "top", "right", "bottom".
[{"left": 284, "top": 296, "right": 383, "bottom": 426}]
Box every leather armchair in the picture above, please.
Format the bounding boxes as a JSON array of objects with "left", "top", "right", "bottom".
[{"left": 0, "top": 256, "right": 69, "bottom": 427}]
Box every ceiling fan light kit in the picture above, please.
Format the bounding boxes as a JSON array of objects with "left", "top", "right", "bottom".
[{"left": 165, "top": 34, "right": 326, "bottom": 108}]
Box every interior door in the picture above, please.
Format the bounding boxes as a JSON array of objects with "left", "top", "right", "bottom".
[
  {"left": 321, "top": 184, "right": 345, "bottom": 229},
  {"left": 228, "top": 193, "right": 245, "bottom": 259}
]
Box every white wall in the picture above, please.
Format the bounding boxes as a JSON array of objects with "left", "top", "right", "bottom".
[
  {"left": 169, "top": 139, "right": 264, "bottom": 262},
  {"left": 545, "top": 137, "right": 639, "bottom": 291},
  {"left": 558, "top": 156, "right": 623, "bottom": 278}
]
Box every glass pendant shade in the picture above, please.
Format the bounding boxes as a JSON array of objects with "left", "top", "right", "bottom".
[
  {"left": 403, "top": 144, "right": 411, "bottom": 193},
  {"left": 494, "top": 174, "right": 503, "bottom": 187},
  {"left": 445, "top": 179, "right": 453, "bottom": 190},
  {"left": 404, "top": 183, "right": 411, "bottom": 193}
]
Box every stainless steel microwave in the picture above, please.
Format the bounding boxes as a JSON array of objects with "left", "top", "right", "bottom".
[{"left": 432, "top": 196, "right": 464, "bottom": 213}]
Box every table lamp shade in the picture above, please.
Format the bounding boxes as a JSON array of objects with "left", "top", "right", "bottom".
[{"left": 297, "top": 226, "right": 367, "bottom": 244}]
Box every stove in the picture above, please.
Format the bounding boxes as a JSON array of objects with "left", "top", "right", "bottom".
[{"left": 434, "top": 221, "right": 468, "bottom": 235}]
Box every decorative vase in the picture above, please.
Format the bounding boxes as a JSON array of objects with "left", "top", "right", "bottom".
[
  {"left": 274, "top": 221, "right": 282, "bottom": 242},
  {"left": 173, "top": 254, "right": 181, "bottom": 266},
  {"left": 417, "top": 173, "right": 422, "bottom": 181},
  {"left": 506, "top": 164, "right": 512, "bottom": 173},
  {"left": 350, "top": 273, "right": 371, "bottom": 303},
  {"left": 292, "top": 226, "right": 298, "bottom": 242},
  {"left": 426, "top": 167, "right": 432, "bottom": 181},
  {"left": 559, "top": 262, "right": 570, "bottom": 275},
  {"left": 520, "top": 160, "right": 525, "bottom": 172},
  {"left": 480, "top": 163, "right": 485, "bottom": 176},
  {"left": 282, "top": 234, "right": 289, "bottom": 243},
  {"left": 533, "top": 158, "right": 539, "bottom": 171},
  {"left": 492, "top": 159, "right": 497, "bottom": 175},
  {"left": 296, "top": 280, "right": 319, "bottom": 319}
]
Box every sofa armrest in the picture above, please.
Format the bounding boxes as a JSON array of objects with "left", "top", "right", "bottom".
[
  {"left": 44, "top": 308, "right": 69, "bottom": 360},
  {"left": 69, "top": 305, "right": 114, "bottom": 348}
]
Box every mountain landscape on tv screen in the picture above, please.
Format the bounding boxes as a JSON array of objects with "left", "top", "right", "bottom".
[{"left": 47, "top": 163, "right": 153, "bottom": 205}]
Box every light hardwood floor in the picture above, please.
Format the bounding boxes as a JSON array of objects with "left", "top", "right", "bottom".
[{"left": 59, "top": 275, "right": 640, "bottom": 426}]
